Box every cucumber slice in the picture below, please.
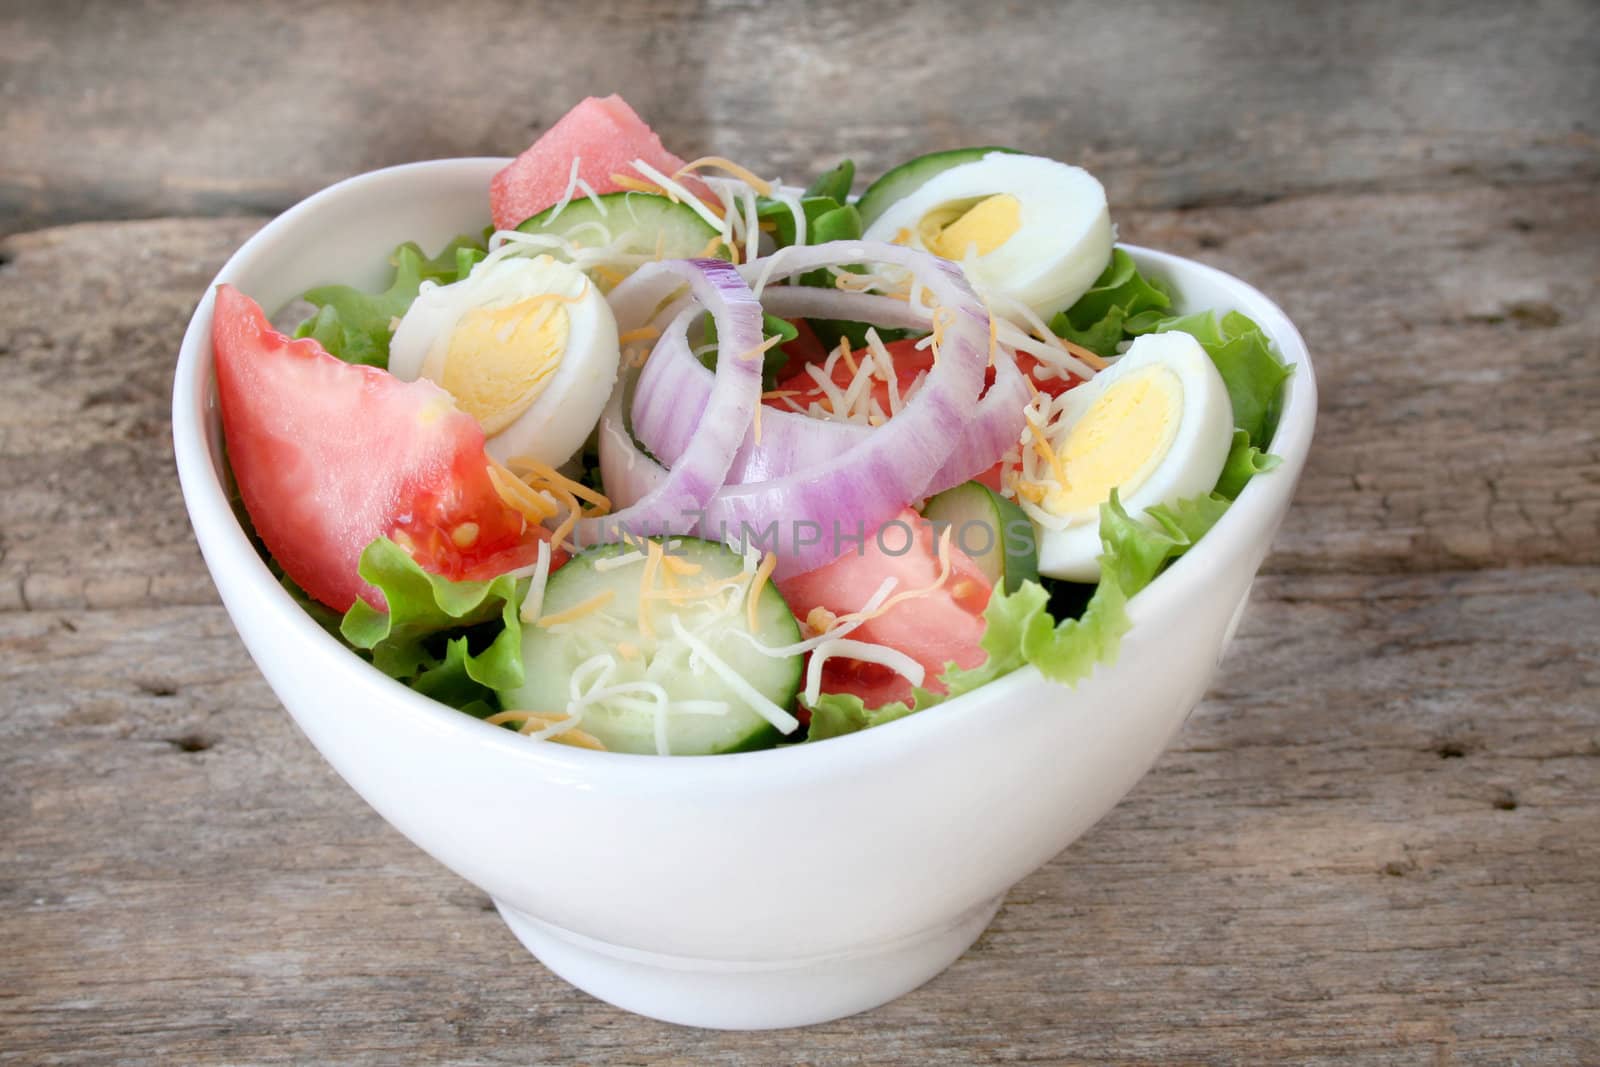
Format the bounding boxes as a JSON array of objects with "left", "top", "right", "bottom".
[
  {"left": 515, "top": 191, "right": 731, "bottom": 271},
  {"left": 855, "top": 146, "right": 1023, "bottom": 229},
  {"left": 498, "top": 538, "right": 802, "bottom": 756},
  {"left": 922, "top": 480, "right": 1040, "bottom": 595}
]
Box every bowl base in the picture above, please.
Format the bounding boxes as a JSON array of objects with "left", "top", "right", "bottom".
[{"left": 495, "top": 895, "right": 1004, "bottom": 1030}]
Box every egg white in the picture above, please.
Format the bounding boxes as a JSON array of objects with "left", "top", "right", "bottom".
[
  {"left": 1031, "top": 331, "right": 1235, "bottom": 581},
  {"left": 861, "top": 152, "right": 1114, "bottom": 320},
  {"left": 389, "top": 253, "right": 620, "bottom": 467}
]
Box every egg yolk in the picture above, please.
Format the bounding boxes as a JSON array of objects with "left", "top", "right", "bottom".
[
  {"left": 439, "top": 297, "right": 569, "bottom": 435},
  {"left": 917, "top": 194, "right": 1023, "bottom": 260},
  {"left": 1048, "top": 366, "right": 1183, "bottom": 516}
]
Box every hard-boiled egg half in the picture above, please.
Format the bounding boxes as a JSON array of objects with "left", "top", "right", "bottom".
[
  {"left": 1019, "top": 331, "right": 1235, "bottom": 581},
  {"left": 388, "top": 253, "right": 620, "bottom": 467},
  {"left": 861, "top": 153, "right": 1114, "bottom": 320}
]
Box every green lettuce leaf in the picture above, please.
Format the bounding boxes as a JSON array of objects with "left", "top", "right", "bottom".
[
  {"left": 294, "top": 233, "right": 488, "bottom": 367},
  {"left": 339, "top": 538, "right": 526, "bottom": 691},
  {"left": 1048, "top": 248, "right": 1173, "bottom": 359},
  {"left": 1214, "top": 428, "right": 1282, "bottom": 500},
  {"left": 804, "top": 159, "right": 855, "bottom": 203},
  {"left": 410, "top": 638, "right": 500, "bottom": 721},
  {"left": 756, "top": 195, "right": 843, "bottom": 249}
]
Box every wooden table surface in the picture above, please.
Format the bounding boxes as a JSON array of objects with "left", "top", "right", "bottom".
[{"left": 3, "top": 2, "right": 1597, "bottom": 1063}]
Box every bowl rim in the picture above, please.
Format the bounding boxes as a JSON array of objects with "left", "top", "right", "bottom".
[{"left": 172, "top": 157, "right": 1316, "bottom": 780}]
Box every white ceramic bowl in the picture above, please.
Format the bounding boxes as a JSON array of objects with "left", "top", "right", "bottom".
[{"left": 172, "top": 158, "right": 1316, "bottom": 1030}]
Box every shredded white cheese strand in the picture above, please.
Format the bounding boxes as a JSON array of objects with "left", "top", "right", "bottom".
[
  {"left": 545, "top": 157, "right": 584, "bottom": 225},
  {"left": 593, "top": 550, "right": 646, "bottom": 572},
  {"left": 732, "top": 577, "right": 899, "bottom": 659},
  {"left": 517, "top": 539, "right": 554, "bottom": 625},
  {"left": 804, "top": 638, "right": 927, "bottom": 707},
  {"left": 669, "top": 616, "right": 801, "bottom": 735},
  {"left": 629, "top": 159, "right": 729, "bottom": 238}
]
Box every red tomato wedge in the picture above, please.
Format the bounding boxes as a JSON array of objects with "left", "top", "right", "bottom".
[
  {"left": 211, "top": 285, "right": 550, "bottom": 612},
  {"left": 489, "top": 95, "right": 712, "bottom": 232},
  {"left": 777, "top": 509, "right": 994, "bottom": 710},
  {"left": 776, "top": 317, "right": 830, "bottom": 368}
]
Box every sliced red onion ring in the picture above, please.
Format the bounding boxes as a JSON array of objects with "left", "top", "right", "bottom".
[
  {"left": 612, "top": 242, "right": 991, "bottom": 575},
  {"left": 630, "top": 244, "right": 1030, "bottom": 504},
  {"left": 925, "top": 335, "right": 1029, "bottom": 495},
  {"left": 576, "top": 257, "right": 764, "bottom": 546}
]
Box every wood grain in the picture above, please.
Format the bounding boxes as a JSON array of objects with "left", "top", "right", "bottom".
[
  {"left": 3, "top": 0, "right": 1597, "bottom": 236},
  {"left": 2, "top": 0, "right": 1598, "bottom": 1062}
]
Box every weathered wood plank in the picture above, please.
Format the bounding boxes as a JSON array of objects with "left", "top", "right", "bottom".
[
  {"left": 3, "top": 0, "right": 1597, "bottom": 235},
  {"left": 2, "top": 569, "right": 1595, "bottom": 1063}
]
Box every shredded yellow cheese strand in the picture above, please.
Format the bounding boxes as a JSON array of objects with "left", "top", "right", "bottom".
[
  {"left": 1025, "top": 409, "right": 1073, "bottom": 492},
  {"left": 674, "top": 156, "right": 774, "bottom": 197},
  {"left": 1061, "top": 338, "right": 1109, "bottom": 370},
  {"left": 488, "top": 461, "right": 559, "bottom": 523},
  {"left": 661, "top": 554, "right": 702, "bottom": 577},
  {"left": 868, "top": 527, "right": 958, "bottom": 618},
  {"left": 507, "top": 456, "right": 612, "bottom": 512},
  {"left": 746, "top": 552, "right": 778, "bottom": 633},
  {"left": 618, "top": 325, "right": 661, "bottom": 345},
  {"left": 486, "top": 710, "right": 607, "bottom": 751},
  {"left": 535, "top": 589, "right": 616, "bottom": 629},
  {"left": 609, "top": 172, "right": 674, "bottom": 199},
  {"left": 733, "top": 331, "right": 786, "bottom": 363},
  {"left": 639, "top": 540, "right": 665, "bottom": 639}
]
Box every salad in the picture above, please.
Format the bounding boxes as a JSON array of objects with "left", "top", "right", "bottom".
[{"left": 213, "top": 95, "right": 1290, "bottom": 756}]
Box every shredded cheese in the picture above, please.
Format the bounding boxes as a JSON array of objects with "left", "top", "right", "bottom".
[
  {"left": 628, "top": 159, "right": 729, "bottom": 236},
  {"left": 871, "top": 527, "right": 957, "bottom": 618},
  {"left": 1025, "top": 409, "right": 1073, "bottom": 492},
  {"left": 543, "top": 157, "right": 584, "bottom": 225},
  {"left": 489, "top": 461, "right": 560, "bottom": 523},
  {"left": 803, "top": 638, "right": 927, "bottom": 707},
  {"left": 699, "top": 233, "right": 730, "bottom": 259},
  {"left": 740, "top": 182, "right": 760, "bottom": 265},
  {"left": 661, "top": 554, "right": 703, "bottom": 577},
  {"left": 745, "top": 552, "right": 777, "bottom": 632},
  {"left": 574, "top": 178, "right": 608, "bottom": 217},
  {"left": 733, "top": 330, "right": 785, "bottom": 363},
  {"left": 805, "top": 605, "right": 838, "bottom": 634},
  {"left": 487, "top": 710, "right": 607, "bottom": 751},
  {"left": 536, "top": 589, "right": 615, "bottom": 629},
  {"left": 750, "top": 248, "right": 786, "bottom": 299},
  {"left": 675, "top": 156, "right": 774, "bottom": 196},
  {"left": 669, "top": 616, "right": 801, "bottom": 734},
  {"left": 518, "top": 539, "right": 554, "bottom": 625},
  {"left": 733, "top": 576, "right": 898, "bottom": 660},
  {"left": 593, "top": 550, "right": 646, "bottom": 573},
  {"left": 618, "top": 325, "right": 661, "bottom": 345},
  {"left": 609, "top": 172, "right": 674, "bottom": 198},
  {"left": 638, "top": 539, "right": 665, "bottom": 639},
  {"left": 1061, "top": 337, "right": 1109, "bottom": 370},
  {"left": 507, "top": 456, "right": 611, "bottom": 512}
]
